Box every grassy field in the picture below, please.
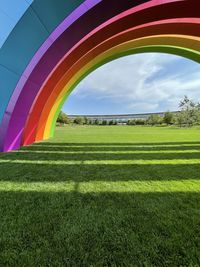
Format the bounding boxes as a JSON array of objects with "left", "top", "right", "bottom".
[{"left": 0, "top": 125, "right": 200, "bottom": 266}]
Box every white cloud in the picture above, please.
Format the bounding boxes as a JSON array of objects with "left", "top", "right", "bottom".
[{"left": 71, "top": 53, "right": 200, "bottom": 113}]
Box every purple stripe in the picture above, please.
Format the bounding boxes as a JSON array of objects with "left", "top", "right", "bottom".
[
  {"left": 6, "top": 1, "right": 98, "bottom": 113},
  {"left": 1, "top": 0, "right": 151, "bottom": 151},
  {"left": 0, "top": 0, "right": 101, "bottom": 151}
]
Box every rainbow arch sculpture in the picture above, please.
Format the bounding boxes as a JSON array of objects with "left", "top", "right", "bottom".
[{"left": 0, "top": 0, "right": 200, "bottom": 152}]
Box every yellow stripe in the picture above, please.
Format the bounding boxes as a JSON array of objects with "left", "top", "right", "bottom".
[{"left": 42, "top": 35, "right": 200, "bottom": 139}]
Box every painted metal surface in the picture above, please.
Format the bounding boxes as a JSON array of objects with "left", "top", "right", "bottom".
[{"left": 0, "top": 0, "right": 200, "bottom": 152}]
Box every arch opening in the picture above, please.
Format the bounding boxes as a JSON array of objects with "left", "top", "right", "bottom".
[{"left": 63, "top": 52, "right": 200, "bottom": 119}]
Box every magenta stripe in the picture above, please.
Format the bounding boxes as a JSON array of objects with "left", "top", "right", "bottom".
[{"left": 1, "top": 0, "right": 194, "bottom": 151}]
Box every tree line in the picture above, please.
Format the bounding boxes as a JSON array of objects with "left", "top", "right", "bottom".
[
  {"left": 57, "top": 96, "right": 200, "bottom": 127},
  {"left": 57, "top": 112, "right": 118, "bottom": 126}
]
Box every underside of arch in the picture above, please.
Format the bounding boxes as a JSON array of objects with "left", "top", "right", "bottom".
[{"left": 0, "top": 0, "right": 200, "bottom": 152}]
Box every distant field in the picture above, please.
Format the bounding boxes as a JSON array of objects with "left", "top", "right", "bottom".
[{"left": 0, "top": 126, "right": 200, "bottom": 266}]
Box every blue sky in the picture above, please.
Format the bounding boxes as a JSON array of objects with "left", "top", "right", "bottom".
[
  {"left": 64, "top": 53, "right": 200, "bottom": 115},
  {"left": 1, "top": 1, "right": 200, "bottom": 115}
]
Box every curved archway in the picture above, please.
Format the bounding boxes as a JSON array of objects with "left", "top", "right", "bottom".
[
  {"left": 0, "top": 0, "right": 200, "bottom": 152},
  {"left": 23, "top": 19, "right": 200, "bottom": 145},
  {"left": 41, "top": 42, "right": 200, "bottom": 140}
]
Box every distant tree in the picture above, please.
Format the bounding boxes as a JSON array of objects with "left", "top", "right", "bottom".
[
  {"left": 57, "top": 111, "right": 70, "bottom": 125},
  {"left": 163, "top": 111, "right": 174, "bottom": 125},
  {"left": 102, "top": 120, "right": 107, "bottom": 125},
  {"left": 179, "top": 95, "right": 195, "bottom": 110},
  {"left": 147, "top": 114, "right": 163, "bottom": 126},
  {"left": 174, "top": 112, "right": 185, "bottom": 127},
  {"left": 127, "top": 120, "right": 136, "bottom": 125},
  {"left": 178, "top": 96, "right": 200, "bottom": 127},
  {"left": 135, "top": 119, "right": 146, "bottom": 125},
  {"left": 194, "top": 109, "right": 200, "bottom": 125},
  {"left": 74, "top": 116, "right": 85, "bottom": 125},
  {"left": 83, "top": 116, "right": 88, "bottom": 125},
  {"left": 108, "top": 120, "right": 114, "bottom": 125},
  {"left": 94, "top": 119, "right": 100, "bottom": 125}
]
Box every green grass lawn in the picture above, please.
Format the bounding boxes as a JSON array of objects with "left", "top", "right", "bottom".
[{"left": 0, "top": 125, "right": 200, "bottom": 266}]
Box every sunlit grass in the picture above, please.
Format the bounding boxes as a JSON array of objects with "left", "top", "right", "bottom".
[
  {"left": 32, "top": 144, "right": 200, "bottom": 148},
  {"left": 0, "top": 180, "right": 199, "bottom": 193},
  {"left": 1, "top": 158, "right": 200, "bottom": 165},
  {"left": 0, "top": 126, "right": 200, "bottom": 266},
  {"left": 16, "top": 149, "right": 200, "bottom": 154}
]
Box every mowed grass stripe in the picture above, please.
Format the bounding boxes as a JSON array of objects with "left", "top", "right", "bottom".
[
  {"left": 1, "top": 159, "right": 200, "bottom": 164},
  {"left": 15, "top": 149, "right": 200, "bottom": 154},
  {"left": 0, "top": 180, "right": 199, "bottom": 193},
  {"left": 31, "top": 144, "right": 200, "bottom": 148}
]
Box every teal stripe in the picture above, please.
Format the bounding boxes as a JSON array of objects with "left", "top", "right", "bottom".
[
  {"left": 0, "top": 0, "right": 34, "bottom": 48},
  {"left": 0, "top": 0, "right": 84, "bottom": 124}
]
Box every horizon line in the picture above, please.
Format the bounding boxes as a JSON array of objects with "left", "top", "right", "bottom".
[{"left": 67, "top": 110, "right": 179, "bottom": 117}]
